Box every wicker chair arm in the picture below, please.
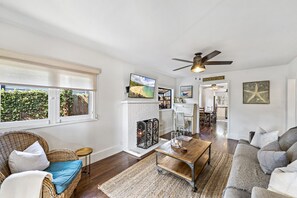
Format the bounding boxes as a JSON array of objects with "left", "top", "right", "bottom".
[
  {"left": 0, "top": 172, "right": 6, "bottom": 185},
  {"left": 47, "top": 149, "right": 78, "bottom": 162},
  {"left": 42, "top": 177, "right": 57, "bottom": 198}
]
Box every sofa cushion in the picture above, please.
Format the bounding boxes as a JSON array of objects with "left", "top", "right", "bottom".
[
  {"left": 257, "top": 151, "right": 288, "bottom": 174},
  {"left": 260, "top": 140, "right": 281, "bottom": 151},
  {"left": 279, "top": 126, "right": 297, "bottom": 151},
  {"left": 45, "top": 160, "right": 82, "bottom": 194},
  {"left": 250, "top": 128, "right": 279, "bottom": 148},
  {"left": 268, "top": 160, "right": 297, "bottom": 197},
  {"left": 250, "top": 127, "right": 266, "bottom": 148},
  {"left": 257, "top": 141, "right": 288, "bottom": 174},
  {"left": 238, "top": 139, "right": 250, "bottom": 145},
  {"left": 287, "top": 142, "right": 297, "bottom": 162},
  {"left": 251, "top": 187, "right": 291, "bottom": 198},
  {"left": 223, "top": 187, "right": 251, "bottom": 198},
  {"left": 260, "top": 131, "right": 279, "bottom": 148},
  {"left": 226, "top": 144, "right": 270, "bottom": 193}
]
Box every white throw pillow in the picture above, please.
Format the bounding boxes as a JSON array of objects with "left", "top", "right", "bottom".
[
  {"left": 250, "top": 127, "right": 267, "bottom": 148},
  {"left": 9, "top": 141, "right": 50, "bottom": 173},
  {"left": 260, "top": 131, "right": 279, "bottom": 148},
  {"left": 280, "top": 160, "right": 297, "bottom": 172},
  {"left": 268, "top": 160, "right": 297, "bottom": 197}
]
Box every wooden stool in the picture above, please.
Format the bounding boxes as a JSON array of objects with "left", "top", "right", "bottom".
[{"left": 75, "top": 147, "right": 93, "bottom": 175}]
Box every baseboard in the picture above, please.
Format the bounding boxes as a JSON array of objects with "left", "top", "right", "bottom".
[
  {"left": 226, "top": 133, "right": 239, "bottom": 140},
  {"left": 79, "top": 145, "right": 122, "bottom": 166}
]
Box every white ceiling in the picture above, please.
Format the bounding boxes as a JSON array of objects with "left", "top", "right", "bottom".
[{"left": 0, "top": 0, "right": 297, "bottom": 77}]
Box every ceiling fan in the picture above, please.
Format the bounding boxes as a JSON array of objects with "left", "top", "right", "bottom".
[
  {"left": 172, "top": 50, "right": 233, "bottom": 73},
  {"left": 203, "top": 84, "right": 224, "bottom": 90}
]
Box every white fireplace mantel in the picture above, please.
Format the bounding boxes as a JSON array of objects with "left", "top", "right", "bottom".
[{"left": 121, "top": 100, "right": 167, "bottom": 158}]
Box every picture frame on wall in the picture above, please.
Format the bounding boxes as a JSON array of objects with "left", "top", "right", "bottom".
[
  {"left": 180, "top": 85, "right": 193, "bottom": 98},
  {"left": 243, "top": 80, "right": 270, "bottom": 104}
]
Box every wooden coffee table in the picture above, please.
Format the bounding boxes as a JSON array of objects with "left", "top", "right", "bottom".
[{"left": 155, "top": 138, "right": 211, "bottom": 192}]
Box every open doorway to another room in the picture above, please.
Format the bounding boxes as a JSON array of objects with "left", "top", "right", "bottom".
[{"left": 199, "top": 83, "right": 229, "bottom": 137}]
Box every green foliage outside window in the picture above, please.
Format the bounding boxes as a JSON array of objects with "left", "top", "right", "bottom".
[
  {"left": 0, "top": 89, "right": 48, "bottom": 122},
  {"left": 0, "top": 88, "right": 89, "bottom": 122},
  {"left": 60, "top": 89, "right": 89, "bottom": 117},
  {"left": 60, "top": 89, "right": 74, "bottom": 116}
]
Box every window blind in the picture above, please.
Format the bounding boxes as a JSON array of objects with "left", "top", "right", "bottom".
[{"left": 0, "top": 49, "right": 101, "bottom": 90}]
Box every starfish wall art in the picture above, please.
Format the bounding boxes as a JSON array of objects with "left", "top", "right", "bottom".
[{"left": 243, "top": 81, "right": 270, "bottom": 104}]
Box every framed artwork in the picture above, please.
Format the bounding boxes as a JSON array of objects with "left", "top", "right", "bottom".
[
  {"left": 243, "top": 81, "right": 270, "bottom": 104},
  {"left": 180, "top": 85, "right": 193, "bottom": 98}
]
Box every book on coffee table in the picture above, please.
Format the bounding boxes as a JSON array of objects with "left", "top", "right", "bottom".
[{"left": 177, "top": 135, "right": 193, "bottom": 142}]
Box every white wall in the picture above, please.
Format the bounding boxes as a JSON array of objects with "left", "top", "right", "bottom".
[
  {"left": 177, "top": 65, "right": 288, "bottom": 140},
  {"left": 159, "top": 110, "right": 173, "bottom": 135},
  {"left": 0, "top": 22, "right": 176, "bottom": 163},
  {"left": 287, "top": 57, "right": 297, "bottom": 127}
]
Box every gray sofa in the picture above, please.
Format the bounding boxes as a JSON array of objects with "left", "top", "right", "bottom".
[{"left": 223, "top": 127, "right": 297, "bottom": 198}]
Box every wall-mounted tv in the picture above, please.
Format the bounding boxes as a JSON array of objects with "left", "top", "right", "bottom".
[{"left": 128, "top": 73, "right": 156, "bottom": 98}]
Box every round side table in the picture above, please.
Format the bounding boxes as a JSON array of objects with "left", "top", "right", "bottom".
[{"left": 75, "top": 147, "right": 93, "bottom": 175}]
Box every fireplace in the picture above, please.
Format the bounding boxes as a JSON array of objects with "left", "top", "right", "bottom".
[
  {"left": 137, "top": 118, "right": 159, "bottom": 149},
  {"left": 122, "top": 101, "right": 167, "bottom": 158}
]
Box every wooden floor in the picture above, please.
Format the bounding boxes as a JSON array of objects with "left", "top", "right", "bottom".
[{"left": 75, "top": 122, "right": 238, "bottom": 198}]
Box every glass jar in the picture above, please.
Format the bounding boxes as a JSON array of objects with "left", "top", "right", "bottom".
[{"left": 171, "top": 132, "right": 182, "bottom": 148}]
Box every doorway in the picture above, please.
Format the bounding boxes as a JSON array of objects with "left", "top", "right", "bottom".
[{"left": 199, "top": 83, "right": 229, "bottom": 137}]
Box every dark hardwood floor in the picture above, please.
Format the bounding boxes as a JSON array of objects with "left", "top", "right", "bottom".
[{"left": 75, "top": 123, "right": 238, "bottom": 198}]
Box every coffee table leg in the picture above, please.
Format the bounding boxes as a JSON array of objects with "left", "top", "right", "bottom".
[
  {"left": 156, "top": 152, "right": 165, "bottom": 174},
  {"left": 208, "top": 145, "right": 211, "bottom": 165},
  {"left": 190, "top": 164, "right": 197, "bottom": 192}
]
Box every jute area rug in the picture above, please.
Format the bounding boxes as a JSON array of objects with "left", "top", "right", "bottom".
[{"left": 98, "top": 150, "right": 233, "bottom": 198}]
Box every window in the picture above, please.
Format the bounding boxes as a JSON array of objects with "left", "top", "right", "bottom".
[
  {"left": 60, "top": 89, "right": 89, "bottom": 117},
  {"left": 0, "top": 84, "right": 94, "bottom": 128},
  {"left": 0, "top": 49, "right": 101, "bottom": 129},
  {"left": 158, "top": 87, "right": 172, "bottom": 110},
  {"left": 58, "top": 89, "right": 94, "bottom": 123},
  {"left": 0, "top": 85, "right": 48, "bottom": 122}
]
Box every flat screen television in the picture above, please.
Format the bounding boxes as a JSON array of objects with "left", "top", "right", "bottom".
[{"left": 128, "top": 73, "right": 156, "bottom": 98}]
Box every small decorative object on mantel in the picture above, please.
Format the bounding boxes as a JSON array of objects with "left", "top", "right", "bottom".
[
  {"left": 174, "top": 97, "right": 184, "bottom": 103},
  {"left": 180, "top": 85, "right": 193, "bottom": 98},
  {"left": 243, "top": 80, "right": 270, "bottom": 104}
]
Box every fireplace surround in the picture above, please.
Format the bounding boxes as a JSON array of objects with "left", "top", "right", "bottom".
[{"left": 121, "top": 100, "right": 167, "bottom": 158}]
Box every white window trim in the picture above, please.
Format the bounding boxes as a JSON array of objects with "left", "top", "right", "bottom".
[
  {"left": 0, "top": 87, "right": 96, "bottom": 131},
  {"left": 0, "top": 119, "right": 50, "bottom": 129},
  {"left": 57, "top": 90, "right": 95, "bottom": 123}
]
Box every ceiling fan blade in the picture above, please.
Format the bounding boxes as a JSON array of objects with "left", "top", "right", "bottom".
[
  {"left": 201, "top": 50, "right": 221, "bottom": 62},
  {"left": 204, "top": 61, "right": 233, "bottom": 65},
  {"left": 172, "top": 58, "right": 193, "bottom": 63},
  {"left": 173, "top": 64, "right": 192, "bottom": 71}
]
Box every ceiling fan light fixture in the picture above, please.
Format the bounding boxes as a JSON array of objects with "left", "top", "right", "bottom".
[
  {"left": 211, "top": 84, "right": 218, "bottom": 90},
  {"left": 172, "top": 50, "right": 232, "bottom": 72},
  {"left": 191, "top": 64, "right": 206, "bottom": 73}
]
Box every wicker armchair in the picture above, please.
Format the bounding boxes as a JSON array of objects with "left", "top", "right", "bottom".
[{"left": 0, "top": 131, "right": 81, "bottom": 198}]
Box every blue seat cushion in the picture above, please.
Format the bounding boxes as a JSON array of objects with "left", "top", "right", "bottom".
[{"left": 45, "top": 160, "right": 82, "bottom": 194}]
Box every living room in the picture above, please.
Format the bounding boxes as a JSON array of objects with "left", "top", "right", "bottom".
[{"left": 0, "top": 1, "right": 297, "bottom": 198}]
